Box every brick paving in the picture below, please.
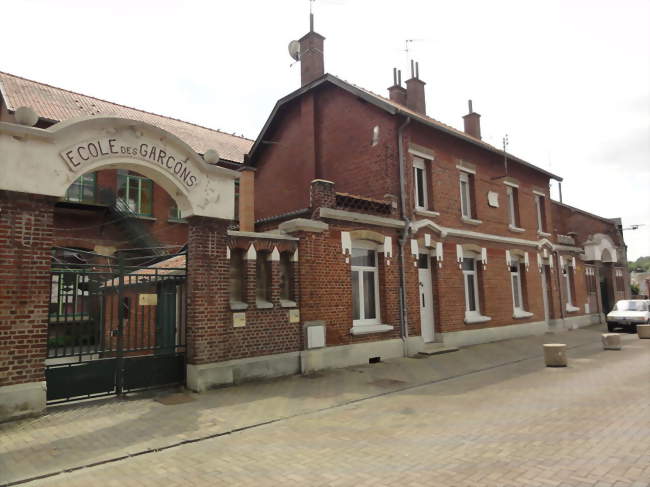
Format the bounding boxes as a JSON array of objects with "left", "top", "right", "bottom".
[{"left": 1, "top": 325, "right": 649, "bottom": 486}]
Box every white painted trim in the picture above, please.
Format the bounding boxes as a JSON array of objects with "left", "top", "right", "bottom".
[
  {"left": 566, "top": 303, "right": 580, "bottom": 313},
  {"left": 436, "top": 242, "right": 444, "bottom": 264},
  {"left": 461, "top": 217, "right": 483, "bottom": 225},
  {"left": 245, "top": 244, "right": 257, "bottom": 260},
  {"left": 226, "top": 247, "right": 231, "bottom": 259},
  {"left": 319, "top": 208, "right": 404, "bottom": 229},
  {"left": 464, "top": 314, "right": 492, "bottom": 324},
  {"left": 513, "top": 310, "right": 535, "bottom": 319},
  {"left": 408, "top": 147, "right": 435, "bottom": 160},
  {"left": 278, "top": 218, "right": 329, "bottom": 233},
  {"left": 524, "top": 252, "right": 530, "bottom": 270},
  {"left": 341, "top": 231, "right": 351, "bottom": 255},
  {"left": 424, "top": 233, "right": 432, "bottom": 247},
  {"left": 410, "top": 239, "right": 419, "bottom": 258},
  {"left": 533, "top": 190, "right": 547, "bottom": 197},
  {"left": 508, "top": 224, "right": 526, "bottom": 233},
  {"left": 456, "top": 244, "right": 464, "bottom": 263},
  {"left": 415, "top": 209, "right": 440, "bottom": 218},
  {"left": 227, "top": 230, "right": 299, "bottom": 241},
  {"left": 350, "top": 324, "right": 394, "bottom": 335},
  {"left": 505, "top": 250, "right": 512, "bottom": 267},
  {"left": 411, "top": 219, "right": 448, "bottom": 237},
  {"left": 383, "top": 236, "right": 393, "bottom": 258},
  {"left": 270, "top": 247, "right": 280, "bottom": 261},
  {"left": 456, "top": 165, "right": 476, "bottom": 175},
  {"left": 503, "top": 180, "right": 519, "bottom": 188},
  {"left": 481, "top": 247, "right": 488, "bottom": 266},
  {"left": 291, "top": 249, "right": 299, "bottom": 262}
]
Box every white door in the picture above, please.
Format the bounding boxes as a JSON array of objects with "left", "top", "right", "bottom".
[
  {"left": 418, "top": 254, "right": 435, "bottom": 343},
  {"left": 541, "top": 266, "right": 550, "bottom": 324}
]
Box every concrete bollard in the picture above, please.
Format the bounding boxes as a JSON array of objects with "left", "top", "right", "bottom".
[
  {"left": 637, "top": 325, "right": 650, "bottom": 339},
  {"left": 544, "top": 343, "right": 567, "bottom": 367},
  {"left": 601, "top": 333, "right": 622, "bottom": 350}
]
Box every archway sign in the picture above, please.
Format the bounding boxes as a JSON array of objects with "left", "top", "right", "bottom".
[{"left": 0, "top": 116, "right": 237, "bottom": 219}]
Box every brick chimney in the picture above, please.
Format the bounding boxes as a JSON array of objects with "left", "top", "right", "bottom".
[
  {"left": 238, "top": 166, "right": 255, "bottom": 232},
  {"left": 462, "top": 100, "right": 481, "bottom": 139},
  {"left": 405, "top": 60, "right": 426, "bottom": 115},
  {"left": 299, "top": 14, "right": 325, "bottom": 86},
  {"left": 387, "top": 68, "right": 407, "bottom": 105}
]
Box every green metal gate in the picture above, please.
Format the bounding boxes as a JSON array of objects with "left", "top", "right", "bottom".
[{"left": 45, "top": 253, "right": 187, "bottom": 403}]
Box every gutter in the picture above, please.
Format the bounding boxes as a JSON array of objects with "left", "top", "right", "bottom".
[{"left": 397, "top": 116, "right": 411, "bottom": 356}]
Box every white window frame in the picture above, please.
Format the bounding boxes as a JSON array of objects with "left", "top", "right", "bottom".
[
  {"left": 535, "top": 194, "right": 545, "bottom": 233},
  {"left": 459, "top": 171, "right": 472, "bottom": 218},
  {"left": 413, "top": 157, "right": 428, "bottom": 211},
  {"left": 564, "top": 263, "right": 574, "bottom": 306},
  {"left": 510, "top": 257, "right": 524, "bottom": 313},
  {"left": 351, "top": 241, "right": 381, "bottom": 326},
  {"left": 506, "top": 186, "right": 517, "bottom": 227},
  {"left": 462, "top": 254, "right": 481, "bottom": 317}
]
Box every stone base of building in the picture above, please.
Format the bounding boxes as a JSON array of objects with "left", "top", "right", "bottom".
[
  {"left": 186, "top": 352, "right": 301, "bottom": 392},
  {"left": 549, "top": 313, "right": 602, "bottom": 331},
  {"left": 0, "top": 381, "right": 46, "bottom": 423},
  {"left": 300, "top": 337, "right": 417, "bottom": 374},
  {"left": 441, "top": 320, "right": 550, "bottom": 348}
]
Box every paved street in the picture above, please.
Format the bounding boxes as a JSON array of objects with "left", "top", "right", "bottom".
[{"left": 2, "top": 326, "right": 649, "bottom": 487}]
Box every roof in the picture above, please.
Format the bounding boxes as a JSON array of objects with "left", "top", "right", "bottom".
[
  {"left": 0, "top": 71, "right": 252, "bottom": 163},
  {"left": 249, "top": 74, "right": 563, "bottom": 181},
  {"left": 551, "top": 200, "right": 622, "bottom": 227}
]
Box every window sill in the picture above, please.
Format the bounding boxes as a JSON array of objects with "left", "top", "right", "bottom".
[
  {"left": 537, "top": 231, "right": 551, "bottom": 238},
  {"left": 508, "top": 225, "right": 526, "bottom": 233},
  {"left": 256, "top": 300, "right": 274, "bottom": 309},
  {"left": 513, "top": 310, "right": 534, "bottom": 319},
  {"left": 280, "top": 299, "right": 297, "bottom": 308},
  {"left": 167, "top": 218, "right": 187, "bottom": 224},
  {"left": 464, "top": 313, "right": 492, "bottom": 324},
  {"left": 461, "top": 216, "right": 482, "bottom": 226},
  {"left": 415, "top": 209, "right": 440, "bottom": 218},
  {"left": 350, "top": 324, "right": 393, "bottom": 335},
  {"left": 230, "top": 301, "right": 249, "bottom": 311},
  {"left": 566, "top": 304, "right": 580, "bottom": 313}
]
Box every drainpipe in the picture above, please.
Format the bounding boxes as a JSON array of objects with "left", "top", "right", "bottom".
[
  {"left": 553, "top": 250, "right": 567, "bottom": 329},
  {"left": 397, "top": 116, "right": 411, "bottom": 356}
]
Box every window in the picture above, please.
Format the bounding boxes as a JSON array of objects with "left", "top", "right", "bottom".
[
  {"left": 506, "top": 185, "right": 520, "bottom": 228},
  {"left": 413, "top": 157, "right": 429, "bottom": 210},
  {"left": 459, "top": 172, "right": 474, "bottom": 218},
  {"left": 351, "top": 246, "right": 380, "bottom": 324},
  {"left": 462, "top": 257, "right": 480, "bottom": 315},
  {"left": 65, "top": 173, "right": 96, "bottom": 203},
  {"left": 562, "top": 259, "right": 577, "bottom": 311},
  {"left": 510, "top": 258, "right": 524, "bottom": 313},
  {"left": 256, "top": 251, "right": 272, "bottom": 304},
  {"left": 535, "top": 193, "right": 547, "bottom": 233},
  {"left": 229, "top": 248, "right": 245, "bottom": 305},
  {"left": 586, "top": 267, "right": 597, "bottom": 294},
  {"left": 615, "top": 268, "right": 624, "bottom": 292},
  {"left": 117, "top": 170, "right": 153, "bottom": 216},
  {"left": 168, "top": 203, "right": 184, "bottom": 222},
  {"left": 279, "top": 251, "right": 295, "bottom": 303}
]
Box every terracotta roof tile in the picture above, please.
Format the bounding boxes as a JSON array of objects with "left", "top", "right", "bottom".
[{"left": 0, "top": 71, "right": 252, "bottom": 163}]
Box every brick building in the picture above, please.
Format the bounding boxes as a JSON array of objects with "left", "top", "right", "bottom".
[{"left": 0, "top": 23, "right": 631, "bottom": 420}]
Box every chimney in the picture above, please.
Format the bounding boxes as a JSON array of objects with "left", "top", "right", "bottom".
[
  {"left": 405, "top": 60, "right": 426, "bottom": 114},
  {"left": 238, "top": 166, "right": 256, "bottom": 232},
  {"left": 387, "top": 68, "right": 407, "bottom": 105},
  {"left": 299, "top": 14, "right": 325, "bottom": 86},
  {"left": 463, "top": 100, "right": 481, "bottom": 139}
]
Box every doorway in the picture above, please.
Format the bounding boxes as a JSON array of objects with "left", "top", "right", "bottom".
[{"left": 418, "top": 253, "right": 435, "bottom": 343}]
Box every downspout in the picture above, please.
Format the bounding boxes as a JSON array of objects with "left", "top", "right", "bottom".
[
  {"left": 397, "top": 116, "right": 411, "bottom": 356},
  {"left": 553, "top": 250, "right": 567, "bottom": 329}
]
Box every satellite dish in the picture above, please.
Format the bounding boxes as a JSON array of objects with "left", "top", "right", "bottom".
[
  {"left": 288, "top": 40, "right": 301, "bottom": 61},
  {"left": 203, "top": 148, "right": 220, "bottom": 164},
  {"left": 14, "top": 106, "right": 38, "bottom": 127}
]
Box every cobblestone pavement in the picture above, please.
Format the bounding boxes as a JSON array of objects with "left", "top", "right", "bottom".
[{"left": 2, "top": 326, "right": 649, "bottom": 486}]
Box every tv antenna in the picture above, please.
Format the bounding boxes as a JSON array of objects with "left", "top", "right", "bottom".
[{"left": 404, "top": 39, "right": 425, "bottom": 65}]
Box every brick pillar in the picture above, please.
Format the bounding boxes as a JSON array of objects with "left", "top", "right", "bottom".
[
  {"left": 0, "top": 191, "right": 55, "bottom": 421},
  {"left": 185, "top": 216, "right": 229, "bottom": 367}
]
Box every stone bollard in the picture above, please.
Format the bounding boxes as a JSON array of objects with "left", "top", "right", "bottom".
[
  {"left": 601, "top": 333, "right": 622, "bottom": 350},
  {"left": 544, "top": 343, "right": 567, "bottom": 367},
  {"left": 637, "top": 325, "right": 650, "bottom": 339}
]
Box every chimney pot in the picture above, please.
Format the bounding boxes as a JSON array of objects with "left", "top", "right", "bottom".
[
  {"left": 405, "top": 62, "right": 426, "bottom": 114},
  {"left": 388, "top": 68, "right": 407, "bottom": 105}
]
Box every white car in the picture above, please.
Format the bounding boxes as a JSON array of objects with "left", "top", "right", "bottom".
[{"left": 606, "top": 300, "right": 650, "bottom": 333}]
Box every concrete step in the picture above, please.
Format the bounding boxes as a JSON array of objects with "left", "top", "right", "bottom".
[{"left": 419, "top": 343, "right": 459, "bottom": 356}]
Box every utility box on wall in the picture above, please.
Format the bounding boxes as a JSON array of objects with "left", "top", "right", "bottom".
[{"left": 304, "top": 320, "right": 326, "bottom": 349}]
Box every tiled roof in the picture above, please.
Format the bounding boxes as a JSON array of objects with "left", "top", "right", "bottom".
[{"left": 0, "top": 71, "right": 252, "bottom": 163}]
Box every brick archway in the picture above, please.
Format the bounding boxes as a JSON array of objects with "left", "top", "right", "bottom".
[{"left": 0, "top": 117, "right": 237, "bottom": 420}]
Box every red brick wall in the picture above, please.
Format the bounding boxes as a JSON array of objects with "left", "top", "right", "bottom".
[{"left": 0, "top": 192, "right": 54, "bottom": 387}]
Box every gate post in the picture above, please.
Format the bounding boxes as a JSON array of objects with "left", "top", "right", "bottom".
[
  {"left": 185, "top": 216, "right": 230, "bottom": 391},
  {"left": 0, "top": 191, "right": 56, "bottom": 421}
]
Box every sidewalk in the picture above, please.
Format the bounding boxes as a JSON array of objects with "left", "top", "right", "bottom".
[{"left": 0, "top": 324, "right": 637, "bottom": 485}]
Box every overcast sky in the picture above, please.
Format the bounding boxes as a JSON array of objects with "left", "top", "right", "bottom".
[{"left": 3, "top": 0, "right": 649, "bottom": 260}]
